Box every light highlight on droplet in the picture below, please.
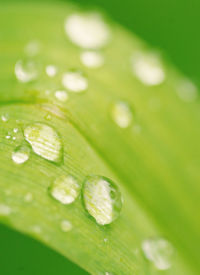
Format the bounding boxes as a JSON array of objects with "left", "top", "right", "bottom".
[
  {"left": 142, "top": 238, "right": 174, "bottom": 270},
  {"left": 62, "top": 71, "right": 88, "bottom": 93},
  {"left": 131, "top": 52, "right": 165, "bottom": 86},
  {"left": 55, "top": 90, "right": 68, "bottom": 102},
  {"left": 82, "top": 175, "right": 122, "bottom": 225},
  {"left": 176, "top": 79, "right": 198, "bottom": 102},
  {"left": 111, "top": 101, "right": 133, "bottom": 128},
  {"left": 12, "top": 145, "right": 30, "bottom": 164},
  {"left": 60, "top": 220, "right": 73, "bottom": 232},
  {"left": 49, "top": 175, "right": 80, "bottom": 204},
  {"left": 46, "top": 65, "right": 57, "bottom": 77},
  {"left": 80, "top": 51, "right": 104, "bottom": 68},
  {"left": 24, "top": 123, "right": 62, "bottom": 163},
  {"left": 15, "top": 60, "right": 38, "bottom": 83},
  {"left": 65, "top": 13, "right": 110, "bottom": 49}
]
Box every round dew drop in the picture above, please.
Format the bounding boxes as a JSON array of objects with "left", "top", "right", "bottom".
[
  {"left": 131, "top": 52, "right": 165, "bottom": 86},
  {"left": 142, "top": 237, "right": 174, "bottom": 270},
  {"left": 62, "top": 71, "right": 88, "bottom": 93},
  {"left": 12, "top": 145, "right": 30, "bottom": 164},
  {"left": 49, "top": 175, "right": 80, "bottom": 204},
  {"left": 111, "top": 101, "right": 133, "bottom": 128},
  {"left": 15, "top": 59, "right": 38, "bottom": 83},
  {"left": 82, "top": 175, "right": 122, "bottom": 225},
  {"left": 80, "top": 51, "right": 104, "bottom": 68},
  {"left": 46, "top": 65, "right": 58, "bottom": 77},
  {"left": 0, "top": 204, "right": 11, "bottom": 216},
  {"left": 54, "top": 90, "right": 68, "bottom": 102},
  {"left": 60, "top": 220, "right": 73, "bottom": 232},
  {"left": 24, "top": 123, "right": 63, "bottom": 163},
  {"left": 64, "top": 13, "right": 110, "bottom": 49}
]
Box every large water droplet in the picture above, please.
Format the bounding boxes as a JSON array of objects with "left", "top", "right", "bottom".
[
  {"left": 111, "top": 101, "right": 133, "bottom": 128},
  {"left": 82, "top": 175, "right": 122, "bottom": 225},
  {"left": 60, "top": 220, "right": 73, "bottom": 232},
  {"left": 24, "top": 123, "right": 62, "bottom": 163},
  {"left": 12, "top": 145, "right": 30, "bottom": 164},
  {"left": 80, "top": 51, "right": 104, "bottom": 68},
  {"left": 142, "top": 238, "right": 174, "bottom": 270},
  {"left": 49, "top": 175, "right": 80, "bottom": 204},
  {"left": 62, "top": 71, "right": 88, "bottom": 93},
  {"left": 65, "top": 13, "right": 110, "bottom": 49},
  {"left": 15, "top": 60, "right": 38, "bottom": 83},
  {"left": 176, "top": 79, "right": 198, "bottom": 102},
  {"left": 0, "top": 204, "right": 11, "bottom": 216},
  {"left": 131, "top": 52, "right": 165, "bottom": 86}
]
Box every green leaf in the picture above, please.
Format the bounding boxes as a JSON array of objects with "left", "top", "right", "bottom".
[{"left": 0, "top": 1, "right": 199, "bottom": 274}]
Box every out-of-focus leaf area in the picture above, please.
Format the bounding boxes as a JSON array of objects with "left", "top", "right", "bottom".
[{"left": 0, "top": 0, "right": 200, "bottom": 275}]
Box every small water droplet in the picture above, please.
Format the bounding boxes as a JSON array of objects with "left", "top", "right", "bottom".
[
  {"left": 65, "top": 13, "right": 110, "bottom": 49},
  {"left": 104, "top": 238, "right": 108, "bottom": 243},
  {"left": 62, "top": 71, "right": 88, "bottom": 93},
  {"left": 24, "top": 192, "right": 33, "bottom": 202},
  {"left": 15, "top": 60, "right": 38, "bottom": 83},
  {"left": 1, "top": 114, "right": 9, "bottom": 122},
  {"left": 0, "top": 204, "right": 11, "bottom": 216},
  {"left": 49, "top": 175, "right": 80, "bottom": 204},
  {"left": 24, "top": 123, "right": 63, "bottom": 163},
  {"left": 13, "top": 128, "right": 19, "bottom": 133},
  {"left": 142, "top": 237, "right": 174, "bottom": 270},
  {"left": 15, "top": 59, "right": 39, "bottom": 83},
  {"left": 46, "top": 65, "right": 58, "bottom": 77},
  {"left": 131, "top": 52, "right": 165, "bottom": 86},
  {"left": 55, "top": 90, "right": 68, "bottom": 102},
  {"left": 80, "top": 51, "right": 104, "bottom": 68},
  {"left": 12, "top": 145, "right": 30, "bottom": 164},
  {"left": 45, "top": 114, "right": 52, "bottom": 121},
  {"left": 82, "top": 175, "right": 122, "bottom": 225},
  {"left": 176, "top": 79, "right": 198, "bottom": 102},
  {"left": 5, "top": 135, "right": 11, "bottom": 139},
  {"left": 24, "top": 40, "right": 40, "bottom": 56},
  {"left": 60, "top": 220, "right": 73, "bottom": 232},
  {"left": 111, "top": 101, "right": 133, "bottom": 128}
]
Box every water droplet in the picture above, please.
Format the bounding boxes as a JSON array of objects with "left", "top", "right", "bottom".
[
  {"left": 12, "top": 145, "right": 30, "bottom": 164},
  {"left": 15, "top": 60, "right": 38, "bottom": 83},
  {"left": 55, "top": 90, "right": 68, "bottom": 102},
  {"left": 49, "top": 175, "right": 80, "bottom": 204},
  {"left": 62, "top": 71, "right": 88, "bottom": 93},
  {"left": 80, "top": 51, "right": 104, "bottom": 68},
  {"left": 131, "top": 52, "right": 165, "bottom": 86},
  {"left": 0, "top": 204, "right": 11, "bottom": 216},
  {"left": 177, "top": 79, "right": 198, "bottom": 102},
  {"left": 24, "top": 123, "right": 63, "bottom": 163},
  {"left": 104, "top": 238, "right": 108, "bottom": 243},
  {"left": 65, "top": 13, "right": 110, "bottom": 49},
  {"left": 82, "top": 175, "right": 122, "bottom": 225},
  {"left": 1, "top": 114, "right": 9, "bottom": 122},
  {"left": 24, "top": 192, "right": 33, "bottom": 202},
  {"left": 45, "top": 114, "right": 52, "bottom": 121},
  {"left": 46, "top": 65, "right": 58, "bottom": 77},
  {"left": 24, "top": 40, "right": 40, "bottom": 56},
  {"left": 60, "top": 220, "right": 73, "bottom": 232},
  {"left": 142, "top": 238, "right": 174, "bottom": 270},
  {"left": 5, "top": 135, "right": 11, "bottom": 139},
  {"left": 111, "top": 101, "right": 133, "bottom": 128},
  {"left": 12, "top": 136, "right": 16, "bottom": 141},
  {"left": 13, "top": 128, "right": 19, "bottom": 133}
]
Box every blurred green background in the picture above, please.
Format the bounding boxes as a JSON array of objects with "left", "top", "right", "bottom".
[{"left": 0, "top": 0, "right": 199, "bottom": 274}]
